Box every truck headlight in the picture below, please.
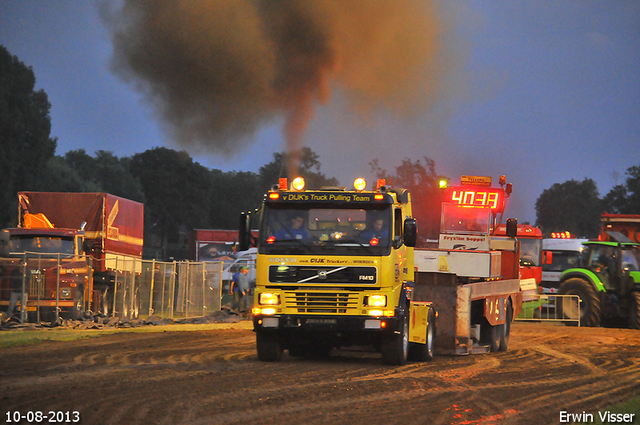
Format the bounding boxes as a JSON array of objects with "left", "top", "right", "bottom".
[
  {"left": 60, "top": 288, "right": 71, "bottom": 298},
  {"left": 366, "top": 294, "right": 387, "bottom": 307},
  {"left": 259, "top": 292, "right": 280, "bottom": 306}
]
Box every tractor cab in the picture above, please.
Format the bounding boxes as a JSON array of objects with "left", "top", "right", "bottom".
[
  {"left": 559, "top": 238, "right": 640, "bottom": 328},
  {"left": 580, "top": 241, "right": 640, "bottom": 292}
]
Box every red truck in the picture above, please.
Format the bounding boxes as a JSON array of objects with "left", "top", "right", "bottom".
[
  {"left": 0, "top": 192, "right": 143, "bottom": 322},
  {"left": 600, "top": 213, "right": 640, "bottom": 243},
  {"left": 492, "top": 223, "right": 544, "bottom": 303}
]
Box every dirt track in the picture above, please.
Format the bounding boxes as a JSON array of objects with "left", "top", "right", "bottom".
[{"left": 1, "top": 322, "right": 639, "bottom": 425}]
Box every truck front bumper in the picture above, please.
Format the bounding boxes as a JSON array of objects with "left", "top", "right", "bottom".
[{"left": 253, "top": 313, "right": 405, "bottom": 335}]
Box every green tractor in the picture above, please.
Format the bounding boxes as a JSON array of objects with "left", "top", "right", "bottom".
[{"left": 558, "top": 238, "right": 640, "bottom": 328}]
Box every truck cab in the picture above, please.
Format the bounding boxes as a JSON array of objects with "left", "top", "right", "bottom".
[
  {"left": 541, "top": 237, "right": 588, "bottom": 292},
  {"left": 249, "top": 177, "right": 423, "bottom": 364},
  {"left": 1, "top": 225, "right": 90, "bottom": 321}
]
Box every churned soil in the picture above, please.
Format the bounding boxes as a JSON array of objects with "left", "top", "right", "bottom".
[{"left": 1, "top": 322, "right": 639, "bottom": 425}]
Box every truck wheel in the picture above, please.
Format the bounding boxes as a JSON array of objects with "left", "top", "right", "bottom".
[
  {"left": 558, "top": 278, "right": 601, "bottom": 327},
  {"left": 70, "top": 291, "right": 84, "bottom": 320},
  {"left": 499, "top": 301, "right": 513, "bottom": 352},
  {"left": 381, "top": 313, "right": 409, "bottom": 366},
  {"left": 409, "top": 309, "right": 435, "bottom": 362},
  {"left": 629, "top": 292, "right": 640, "bottom": 330},
  {"left": 256, "top": 330, "right": 283, "bottom": 362},
  {"left": 480, "top": 319, "right": 501, "bottom": 352}
]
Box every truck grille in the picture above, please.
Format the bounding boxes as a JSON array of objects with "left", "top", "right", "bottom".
[
  {"left": 269, "top": 266, "right": 377, "bottom": 284},
  {"left": 284, "top": 291, "right": 359, "bottom": 314},
  {"left": 29, "top": 273, "right": 45, "bottom": 297}
]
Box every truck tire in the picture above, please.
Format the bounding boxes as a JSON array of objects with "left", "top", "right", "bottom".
[
  {"left": 558, "top": 278, "right": 601, "bottom": 327},
  {"left": 480, "top": 318, "right": 502, "bottom": 352},
  {"left": 381, "top": 313, "right": 409, "bottom": 366},
  {"left": 498, "top": 301, "right": 513, "bottom": 352},
  {"left": 70, "top": 291, "right": 84, "bottom": 320},
  {"left": 409, "top": 309, "right": 435, "bottom": 362},
  {"left": 629, "top": 292, "right": 640, "bottom": 330},
  {"left": 256, "top": 330, "right": 283, "bottom": 362}
]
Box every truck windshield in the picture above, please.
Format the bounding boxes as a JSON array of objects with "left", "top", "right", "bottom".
[
  {"left": 542, "top": 250, "right": 581, "bottom": 272},
  {"left": 520, "top": 238, "right": 542, "bottom": 267},
  {"left": 9, "top": 236, "right": 75, "bottom": 255},
  {"left": 259, "top": 205, "right": 392, "bottom": 256},
  {"left": 441, "top": 204, "right": 491, "bottom": 234}
]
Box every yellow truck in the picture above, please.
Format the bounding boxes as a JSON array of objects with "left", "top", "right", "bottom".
[{"left": 245, "top": 176, "right": 522, "bottom": 364}]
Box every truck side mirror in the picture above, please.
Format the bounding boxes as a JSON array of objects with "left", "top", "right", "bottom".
[
  {"left": 506, "top": 218, "right": 518, "bottom": 238},
  {"left": 543, "top": 250, "right": 552, "bottom": 264},
  {"left": 0, "top": 230, "right": 9, "bottom": 257},
  {"left": 403, "top": 218, "right": 417, "bottom": 247},
  {"left": 239, "top": 212, "right": 252, "bottom": 252}
]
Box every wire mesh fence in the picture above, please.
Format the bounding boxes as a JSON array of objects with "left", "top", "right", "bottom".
[
  {"left": 0, "top": 253, "right": 227, "bottom": 323},
  {"left": 515, "top": 294, "right": 581, "bottom": 326}
]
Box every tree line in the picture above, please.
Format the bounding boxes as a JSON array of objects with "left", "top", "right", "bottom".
[
  {"left": 2, "top": 44, "right": 639, "bottom": 260},
  {"left": 535, "top": 170, "right": 640, "bottom": 239}
]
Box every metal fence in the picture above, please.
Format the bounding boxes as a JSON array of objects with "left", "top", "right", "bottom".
[
  {"left": 0, "top": 253, "right": 226, "bottom": 323},
  {"left": 109, "top": 259, "right": 225, "bottom": 320},
  {"left": 515, "top": 294, "right": 581, "bottom": 326}
]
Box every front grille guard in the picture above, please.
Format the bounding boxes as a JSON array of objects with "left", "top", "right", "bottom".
[{"left": 284, "top": 291, "right": 360, "bottom": 314}]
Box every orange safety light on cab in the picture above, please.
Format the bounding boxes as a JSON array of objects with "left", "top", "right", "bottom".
[
  {"left": 354, "top": 177, "right": 367, "bottom": 191},
  {"left": 292, "top": 177, "right": 305, "bottom": 191},
  {"left": 376, "top": 179, "right": 386, "bottom": 190},
  {"left": 278, "top": 178, "right": 288, "bottom": 190}
]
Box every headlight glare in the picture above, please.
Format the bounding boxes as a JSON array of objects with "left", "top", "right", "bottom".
[
  {"left": 367, "top": 294, "right": 387, "bottom": 307},
  {"left": 259, "top": 292, "right": 280, "bottom": 306}
]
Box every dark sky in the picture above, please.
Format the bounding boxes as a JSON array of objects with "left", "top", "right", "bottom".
[{"left": 1, "top": 1, "right": 638, "bottom": 224}]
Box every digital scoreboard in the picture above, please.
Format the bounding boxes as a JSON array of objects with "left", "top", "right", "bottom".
[{"left": 447, "top": 186, "right": 506, "bottom": 211}]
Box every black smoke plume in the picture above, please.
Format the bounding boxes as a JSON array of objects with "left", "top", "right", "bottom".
[{"left": 102, "top": 0, "right": 443, "bottom": 175}]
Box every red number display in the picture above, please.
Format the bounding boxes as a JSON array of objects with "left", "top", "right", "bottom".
[{"left": 447, "top": 187, "right": 505, "bottom": 211}]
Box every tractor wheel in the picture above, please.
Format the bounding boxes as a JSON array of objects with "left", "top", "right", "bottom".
[
  {"left": 558, "top": 278, "right": 601, "bottom": 327},
  {"left": 256, "top": 330, "right": 283, "bottom": 362},
  {"left": 381, "top": 313, "right": 409, "bottom": 365},
  {"left": 629, "top": 292, "right": 640, "bottom": 330},
  {"left": 499, "top": 300, "right": 513, "bottom": 352}
]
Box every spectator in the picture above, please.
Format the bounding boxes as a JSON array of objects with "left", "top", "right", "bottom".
[
  {"left": 230, "top": 266, "right": 250, "bottom": 312},
  {"left": 2, "top": 270, "right": 27, "bottom": 323}
]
